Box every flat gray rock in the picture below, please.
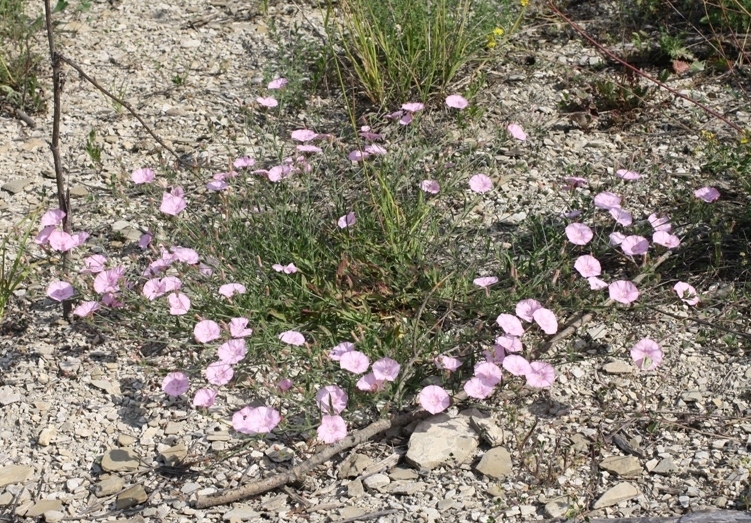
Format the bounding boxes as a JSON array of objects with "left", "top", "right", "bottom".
[
  {"left": 0, "top": 386, "right": 21, "bottom": 406},
  {"left": 1, "top": 177, "right": 34, "bottom": 194},
  {"left": 475, "top": 446, "right": 513, "bottom": 479},
  {"left": 593, "top": 482, "right": 639, "bottom": 509},
  {"left": 25, "top": 500, "right": 63, "bottom": 517},
  {"left": 405, "top": 411, "right": 480, "bottom": 470},
  {"left": 470, "top": 414, "right": 505, "bottom": 447},
  {"left": 653, "top": 457, "right": 678, "bottom": 475},
  {"left": 338, "top": 453, "right": 374, "bottom": 478},
  {"left": 600, "top": 455, "right": 642, "bottom": 476},
  {"left": 116, "top": 484, "right": 147, "bottom": 509},
  {"left": 93, "top": 475, "right": 125, "bottom": 497},
  {"left": 222, "top": 506, "right": 260, "bottom": 521},
  {"left": 159, "top": 443, "right": 187, "bottom": 466},
  {"left": 0, "top": 465, "right": 33, "bottom": 488},
  {"left": 602, "top": 360, "right": 633, "bottom": 374},
  {"left": 101, "top": 448, "right": 140, "bottom": 472},
  {"left": 544, "top": 496, "right": 574, "bottom": 518}
]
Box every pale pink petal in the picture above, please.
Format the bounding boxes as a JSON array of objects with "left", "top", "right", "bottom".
[
  {"left": 621, "top": 235, "right": 649, "bottom": 256},
  {"left": 48, "top": 230, "right": 76, "bottom": 252},
  {"left": 609, "top": 280, "right": 639, "bottom": 304},
  {"left": 317, "top": 415, "right": 347, "bottom": 443},
  {"left": 160, "top": 191, "right": 187, "bottom": 216},
  {"left": 329, "top": 342, "right": 355, "bottom": 361},
  {"left": 80, "top": 255, "right": 107, "bottom": 274},
  {"left": 473, "top": 276, "right": 498, "bottom": 288},
  {"left": 278, "top": 379, "right": 293, "bottom": 392},
  {"left": 564, "top": 177, "right": 588, "bottom": 188},
  {"left": 34, "top": 225, "right": 55, "bottom": 245},
  {"left": 445, "top": 95, "right": 468, "bottom": 109},
  {"left": 219, "top": 283, "right": 246, "bottom": 298},
  {"left": 694, "top": 186, "right": 720, "bottom": 202},
  {"left": 464, "top": 377, "right": 495, "bottom": 399},
  {"left": 648, "top": 213, "right": 672, "bottom": 232},
  {"left": 268, "top": 77, "right": 288, "bottom": 89},
  {"left": 356, "top": 373, "right": 385, "bottom": 392},
  {"left": 291, "top": 129, "right": 318, "bottom": 142},
  {"left": 257, "top": 96, "right": 278, "bottom": 108},
  {"left": 526, "top": 361, "right": 556, "bottom": 388},
  {"left": 435, "top": 355, "right": 461, "bottom": 371},
  {"left": 574, "top": 255, "right": 601, "bottom": 278},
  {"left": 507, "top": 123, "right": 527, "bottom": 141},
  {"left": 495, "top": 335, "right": 523, "bottom": 353},
  {"left": 206, "top": 361, "right": 234, "bottom": 386},
  {"left": 72, "top": 300, "right": 100, "bottom": 318},
  {"left": 232, "top": 406, "right": 281, "bottom": 434},
  {"left": 340, "top": 350, "right": 370, "bottom": 374},
  {"left": 161, "top": 275, "right": 183, "bottom": 292},
  {"left": 218, "top": 338, "right": 247, "bottom": 364},
  {"left": 673, "top": 281, "right": 699, "bottom": 306},
  {"left": 138, "top": 231, "right": 152, "bottom": 249},
  {"left": 372, "top": 358, "right": 400, "bottom": 381},
  {"left": 194, "top": 319, "right": 221, "bottom": 343},
  {"left": 168, "top": 292, "right": 191, "bottom": 315},
  {"left": 399, "top": 112, "right": 413, "bottom": 125},
  {"left": 515, "top": 299, "right": 542, "bottom": 322},
  {"left": 207, "top": 180, "right": 228, "bottom": 191},
  {"left": 565, "top": 223, "right": 594, "bottom": 246},
  {"left": 610, "top": 231, "right": 626, "bottom": 246},
  {"left": 229, "top": 318, "right": 254, "bottom": 338},
  {"left": 162, "top": 372, "right": 190, "bottom": 397},
  {"left": 503, "top": 354, "right": 532, "bottom": 376},
  {"left": 338, "top": 212, "right": 357, "bottom": 229},
  {"left": 316, "top": 385, "right": 348, "bottom": 414},
  {"left": 497, "top": 313, "right": 524, "bottom": 336},
  {"left": 469, "top": 174, "right": 493, "bottom": 193},
  {"left": 131, "top": 167, "right": 155, "bottom": 184},
  {"left": 233, "top": 156, "right": 255, "bottom": 169},
  {"left": 533, "top": 308, "right": 558, "bottom": 334},
  {"left": 348, "top": 150, "right": 370, "bottom": 162},
  {"left": 653, "top": 231, "right": 680, "bottom": 248},
  {"left": 40, "top": 209, "right": 66, "bottom": 227},
  {"left": 364, "top": 144, "right": 387, "bottom": 156},
  {"left": 631, "top": 338, "right": 663, "bottom": 370},
  {"left": 616, "top": 169, "right": 641, "bottom": 181},
  {"left": 474, "top": 361, "right": 503, "bottom": 386},
  {"left": 418, "top": 385, "right": 450, "bottom": 414},
  {"left": 193, "top": 388, "right": 217, "bottom": 408},
  {"left": 588, "top": 276, "right": 608, "bottom": 290},
  {"left": 420, "top": 180, "right": 440, "bottom": 194},
  {"left": 609, "top": 207, "right": 633, "bottom": 226},
  {"left": 594, "top": 192, "right": 622, "bottom": 210},
  {"left": 401, "top": 102, "right": 424, "bottom": 112},
  {"left": 279, "top": 330, "right": 306, "bottom": 346}
]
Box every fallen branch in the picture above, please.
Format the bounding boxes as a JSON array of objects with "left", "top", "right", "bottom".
[
  {"left": 537, "top": 251, "right": 672, "bottom": 355},
  {"left": 13, "top": 108, "right": 36, "bottom": 128},
  {"left": 193, "top": 409, "right": 429, "bottom": 508},
  {"left": 554, "top": 511, "right": 751, "bottom": 523},
  {"left": 547, "top": 1, "right": 743, "bottom": 134}
]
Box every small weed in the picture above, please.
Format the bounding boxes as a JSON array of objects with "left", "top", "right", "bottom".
[
  {"left": 85, "top": 129, "right": 103, "bottom": 165},
  {"left": 172, "top": 73, "right": 187, "bottom": 87},
  {"left": 0, "top": 214, "right": 36, "bottom": 319}
]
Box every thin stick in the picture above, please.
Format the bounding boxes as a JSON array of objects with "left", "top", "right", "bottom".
[
  {"left": 193, "top": 409, "right": 429, "bottom": 508},
  {"left": 547, "top": 0, "right": 743, "bottom": 134},
  {"left": 43, "top": 0, "right": 72, "bottom": 320},
  {"left": 336, "top": 509, "right": 399, "bottom": 523},
  {"left": 56, "top": 55, "right": 186, "bottom": 165}
]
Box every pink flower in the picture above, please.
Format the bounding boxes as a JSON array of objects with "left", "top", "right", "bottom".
[
  {"left": 340, "top": 350, "right": 370, "bottom": 374},
  {"left": 131, "top": 167, "right": 155, "bottom": 184},
  {"left": 233, "top": 157, "right": 255, "bottom": 169},
  {"left": 338, "top": 212, "right": 357, "bottom": 229},
  {"left": 49, "top": 230, "right": 84, "bottom": 252},
  {"left": 574, "top": 255, "right": 601, "bottom": 278},
  {"left": 279, "top": 330, "right": 306, "bottom": 346},
  {"left": 401, "top": 102, "right": 424, "bottom": 113},
  {"left": 372, "top": 357, "right": 400, "bottom": 381},
  {"left": 93, "top": 266, "right": 125, "bottom": 294},
  {"left": 497, "top": 313, "right": 524, "bottom": 336},
  {"left": 364, "top": 144, "right": 387, "bottom": 156},
  {"left": 674, "top": 281, "right": 699, "bottom": 306},
  {"left": 168, "top": 292, "right": 191, "bottom": 315},
  {"left": 291, "top": 129, "right": 319, "bottom": 142},
  {"left": 609, "top": 207, "right": 633, "bottom": 226},
  {"left": 206, "top": 361, "right": 234, "bottom": 386},
  {"left": 257, "top": 96, "right": 278, "bottom": 107},
  {"left": 653, "top": 231, "right": 680, "bottom": 248},
  {"left": 532, "top": 308, "right": 558, "bottom": 335},
  {"left": 610, "top": 231, "right": 626, "bottom": 246},
  {"left": 316, "top": 385, "right": 348, "bottom": 414},
  {"left": 507, "top": 123, "right": 526, "bottom": 141},
  {"left": 317, "top": 415, "right": 347, "bottom": 443},
  {"left": 445, "top": 95, "right": 468, "bottom": 109},
  {"left": 72, "top": 301, "right": 99, "bottom": 318},
  {"left": 473, "top": 276, "right": 498, "bottom": 288},
  {"left": 630, "top": 339, "right": 663, "bottom": 370},
  {"left": 515, "top": 299, "right": 542, "bottom": 322},
  {"left": 232, "top": 406, "right": 281, "bottom": 434},
  {"left": 80, "top": 255, "right": 107, "bottom": 274},
  {"left": 194, "top": 319, "right": 221, "bottom": 343},
  {"left": 160, "top": 187, "right": 187, "bottom": 216},
  {"left": 268, "top": 77, "right": 288, "bottom": 89},
  {"left": 35, "top": 226, "right": 55, "bottom": 245},
  {"left": 563, "top": 177, "right": 587, "bottom": 188},
  {"left": 616, "top": 169, "right": 641, "bottom": 181},
  {"left": 218, "top": 338, "right": 247, "bottom": 364},
  {"left": 420, "top": 180, "right": 440, "bottom": 194},
  {"left": 356, "top": 373, "right": 385, "bottom": 392},
  {"left": 464, "top": 377, "right": 495, "bottom": 399},
  {"left": 229, "top": 318, "right": 253, "bottom": 338},
  {"left": 40, "top": 209, "right": 66, "bottom": 227},
  {"left": 435, "top": 355, "right": 462, "bottom": 371},
  {"left": 502, "top": 354, "right": 532, "bottom": 376},
  {"left": 399, "top": 112, "right": 413, "bottom": 125},
  {"left": 219, "top": 283, "right": 246, "bottom": 298},
  {"left": 272, "top": 263, "right": 298, "bottom": 274},
  {"left": 525, "top": 361, "right": 556, "bottom": 388},
  {"left": 101, "top": 293, "right": 124, "bottom": 308},
  {"left": 609, "top": 280, "right": 639, "bottom": 304},
  {"left": 418, "top": 385, "right": 450, "bottom": 414},
  {"left": 474, "top": 361, "right": 503, "bottom": 386},
  {"left": 565, "top": 223, "right": 594, "bottom": 245},
  {"left": 278, "top": 379, "right": 293, "bottom": 392},
  {"left": 495, "top": 335, "right": 522, "bottom": 353},
  {"left": 594, "top": 192, "right": 622, "bottom": 210},
  {"left": 469, "top": 174, "right": 493, "bottom": 193},
  {"left": 206, "top": 180, "right": 228, "bottom": 191},
  {"left": 193, "top": 388, "right": 217, "bottom": 408},
  {"left": 348, "top": 150, "right": 369, "bottom": 162},
  {"left": 329, "top": 342, "right": 355, "bottom": 361},
  {"left": 648, "top": 213, "right": 672, "bottom": 232},
  {"left": 162, "top": 372, "right": 190, "bottom": 397},
  {"left": 621, "top": 235, "right": 649, "bottom": 256},
  {"left": 588, "top": 276, "right": 608, "bottom": 290},
  {"left": 694, "top": 186, "right": 720, "bottom": 202}
]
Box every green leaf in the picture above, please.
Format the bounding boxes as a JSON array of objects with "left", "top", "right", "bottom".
[{"left": 52, "top": 0, "right": 69, "bottom": 13}]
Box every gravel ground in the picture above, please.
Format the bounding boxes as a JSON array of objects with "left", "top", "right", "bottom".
[{"left": 2, "top": 0, "right": 751, "bottom": 522}]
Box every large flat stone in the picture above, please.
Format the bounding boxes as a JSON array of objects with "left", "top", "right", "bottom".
[
  {"left": 405, "top": 410, "right": 480, "bottom": 470},
  {"left": 0, "top": 465, "right": 33, "bottom": 488},
  {"left": 593, "top": 482, "right": 639, "bottom": 509},
  {"left": 475, "top": 447, "right": 513, "bottom": 479}
]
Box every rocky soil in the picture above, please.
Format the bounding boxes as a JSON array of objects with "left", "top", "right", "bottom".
[{"left": 1, "top": 0, "right": 751, "bottom": 522}]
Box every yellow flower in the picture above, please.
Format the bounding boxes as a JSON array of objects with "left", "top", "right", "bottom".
[
  {"left": 520, "top": 0, "right": 529, "bottom": 6},
  {"left": 741, "top": 130, "right": 751, "bottom": 144},
  {"left": 493, "top": 27, "right": 504, "bottom": 36},
  {"left": 486, "top": 36, "right": 497, "bottom": 49}
]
